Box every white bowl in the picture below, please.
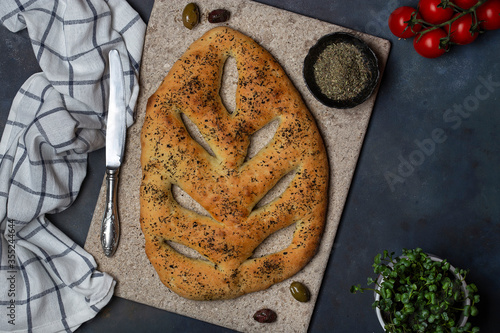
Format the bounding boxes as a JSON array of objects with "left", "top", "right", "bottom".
[{"left": 374, "top": 254, "right": 470, "bottom": 331}]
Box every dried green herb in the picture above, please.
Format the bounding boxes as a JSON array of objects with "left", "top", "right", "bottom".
[{"left": 313, "top": 42, "right": 370, "bottom": 101}]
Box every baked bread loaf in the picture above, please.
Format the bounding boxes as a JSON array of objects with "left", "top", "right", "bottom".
[{"left": 140, "top": 27, "right": 329, "bottom": 300}]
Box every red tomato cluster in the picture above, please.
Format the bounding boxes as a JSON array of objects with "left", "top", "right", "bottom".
[{"left": 388, "top": 0, "right": 500, "bottom": 58}]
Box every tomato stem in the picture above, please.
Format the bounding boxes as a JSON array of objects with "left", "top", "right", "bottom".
[{"left": 410, "top": 0, "right": 488, "bottom": 43}]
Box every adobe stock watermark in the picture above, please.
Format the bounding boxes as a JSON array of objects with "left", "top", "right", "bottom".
[
  {"left": 5, "top": 219, "right": 17, "bottom": 326},
  {"left": 385, "top": 74, "right": 500, "bottom": 192}
]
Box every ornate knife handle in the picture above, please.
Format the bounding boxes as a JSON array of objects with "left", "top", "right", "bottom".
[{"left": 101, "top": 168, "right": 120, "bottom": 257}]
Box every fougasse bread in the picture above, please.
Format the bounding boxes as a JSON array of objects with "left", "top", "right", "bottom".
[{"left": 140, "top": 27, "right": 329, "bottom": 300}]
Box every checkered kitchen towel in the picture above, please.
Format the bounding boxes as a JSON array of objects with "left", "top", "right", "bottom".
[{"left": 0, "top": 0, "right": 145, "bottom": 332}]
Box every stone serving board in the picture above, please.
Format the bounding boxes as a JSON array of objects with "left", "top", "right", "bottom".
[{"left": 84, "top": 0, "right": 390, "bottom": 332}]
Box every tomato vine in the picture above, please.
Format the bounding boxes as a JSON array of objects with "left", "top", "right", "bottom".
[{"left": 388, "top": 0, "right": 500, "bottom": 58}]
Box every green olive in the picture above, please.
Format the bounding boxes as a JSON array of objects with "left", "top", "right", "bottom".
[
  {"left": 290, "top": 281, "right": 311, "bottom": 302},
  {"left": 182, "top": 3, "right": 199, "bottom": 30}
]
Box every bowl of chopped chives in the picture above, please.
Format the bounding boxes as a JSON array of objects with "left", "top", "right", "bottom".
[{"left": 303, "top": 32, "right": 380, "bottom": 109}]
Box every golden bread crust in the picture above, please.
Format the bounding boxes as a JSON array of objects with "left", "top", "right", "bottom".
[{"left": 140, "top": 27, "right": 329, "bottom": 300}]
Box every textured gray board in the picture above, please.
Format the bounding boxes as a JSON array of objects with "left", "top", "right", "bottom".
[{"left": 84, "top": 0, "right": 390, "bottom": 332}]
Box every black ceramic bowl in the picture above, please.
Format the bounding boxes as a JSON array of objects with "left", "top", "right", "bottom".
[{"left": 303, "top": 32, "right": 380, "bottom": 109}]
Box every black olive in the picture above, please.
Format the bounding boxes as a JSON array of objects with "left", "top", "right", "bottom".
[
  {"left": 208, "top": 9, "right": 230, "bottom": 23},
  {"left": 253, "top": 308, "right": 277, "bottom": 323}
]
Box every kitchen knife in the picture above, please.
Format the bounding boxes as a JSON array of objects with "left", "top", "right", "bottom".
[{"left": 101, "top": 49, "right": 126, "bottom": 257}]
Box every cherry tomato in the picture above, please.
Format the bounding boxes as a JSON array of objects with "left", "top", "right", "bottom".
[
  {"left": 447, "top": 13, "right": 479, "bottom": 44},
  {"left": 418, "top": 0, "right": 454, "bottom": 24},
  {"left": 476, "top": 0, "right": 500, "bottom": 30},
  {"left": 413, "top": 28, "right": 449, "bottom": 58},
  {"left": 388, "top": 6, "right": 423, "bottom": 38},
  {"left": 451, "top": 0, "right": 478, "bottom": 9}
]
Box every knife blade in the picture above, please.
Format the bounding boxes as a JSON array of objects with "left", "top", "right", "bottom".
[{"left": 101, "top": 49, "right": 126, "bottom": 257}]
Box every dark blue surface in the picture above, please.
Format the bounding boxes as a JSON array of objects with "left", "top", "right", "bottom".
[{"left": 1, "top": 1, "right": 499, "bottom": 332}]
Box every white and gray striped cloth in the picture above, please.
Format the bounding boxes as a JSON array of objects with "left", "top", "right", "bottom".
[{"left": 0, "top": 0, "right": 145, "bottom": 332}]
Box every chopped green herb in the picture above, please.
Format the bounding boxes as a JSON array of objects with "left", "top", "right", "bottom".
[{"left": 313, "top": 42, "right": 370, "bottom": 101}]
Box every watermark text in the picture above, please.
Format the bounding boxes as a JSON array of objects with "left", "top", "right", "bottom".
[
  {"left": 5, "top": 219, "right": 16, "bottom": 326},
  {"left": 385, "top": 74, "right": 500, "bottom": 192}
]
